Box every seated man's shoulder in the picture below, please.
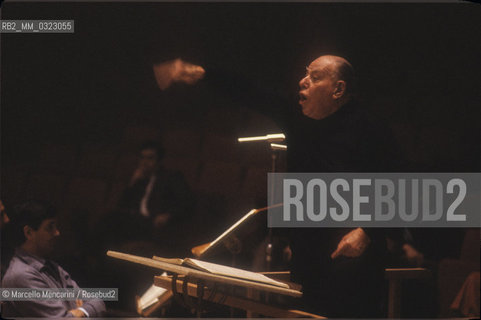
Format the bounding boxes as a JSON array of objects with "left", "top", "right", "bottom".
[{"left": 2, "top": 256, "right": 47, "bottom": 288}]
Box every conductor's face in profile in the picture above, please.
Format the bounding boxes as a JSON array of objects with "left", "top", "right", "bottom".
[{"left": 298, "top": 55, "right": 350, "bottom": 120}]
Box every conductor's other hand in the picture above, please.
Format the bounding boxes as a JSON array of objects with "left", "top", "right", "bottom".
[
  {"left": 331, "top": 227, "right": 370, "bottom": 259},
  {"left": 153, "top": 58, "right": 205, "bottom": 90}
]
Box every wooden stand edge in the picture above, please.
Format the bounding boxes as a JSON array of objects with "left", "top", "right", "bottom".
[{"left": 154, "top": 275, "right": 325, "bottom": 318}]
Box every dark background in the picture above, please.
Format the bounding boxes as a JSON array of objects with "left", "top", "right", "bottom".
[
  {"left": 0, "top": 1, "right": 480, "bottom": 314},
  {"left": 2, "top": 3, "right": 480, "bottom": 169}
]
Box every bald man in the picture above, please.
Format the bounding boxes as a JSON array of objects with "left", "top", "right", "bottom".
[
  {"left": 298, "top": 55, "right": 354, "bottom": 120},
  {"left": 155, "top": 55, "right": 398, "bottom": 317},
  {"left": 289, "top": 55, "right": 388, "bottom": 317}
]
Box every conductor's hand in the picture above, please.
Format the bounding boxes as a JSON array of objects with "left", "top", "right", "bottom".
[
  {"left": 331, "top": 227, "right": 370, "bottom": 259},
  {"left": 153, "top": 58, "right": 205, "bottom": 90}
]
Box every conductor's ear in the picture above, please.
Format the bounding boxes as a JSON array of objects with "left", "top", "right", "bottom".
[{"left": 332, "top": 80, "right": 346, "bottom": 100}]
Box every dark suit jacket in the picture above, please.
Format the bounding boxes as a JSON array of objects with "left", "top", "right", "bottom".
[{"left": 116, "top": 168, "right": 194, "bottom": 251}]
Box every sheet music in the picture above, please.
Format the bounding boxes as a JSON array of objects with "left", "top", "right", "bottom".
[{"left": 183, "top": 258, "right": 289, "bottom": 288}]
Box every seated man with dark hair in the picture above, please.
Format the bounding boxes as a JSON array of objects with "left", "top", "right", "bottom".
[
  {"left": 1, "top": 200, "right": 105, "bottom": 318},
  {"left": 115, "top": 140, "right": 194, "bottom": 256}
]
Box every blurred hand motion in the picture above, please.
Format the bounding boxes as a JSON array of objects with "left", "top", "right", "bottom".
[
  {"left": 331, "top": 227, "right": 371, "bottom": 259},
  {"left": 153, "top": 58, "right": 205, "bottom": 90}
]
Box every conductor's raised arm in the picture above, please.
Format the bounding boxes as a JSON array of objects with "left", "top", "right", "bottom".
[{"left": 153, "top": 58, "right": 205, "bottom": 90}]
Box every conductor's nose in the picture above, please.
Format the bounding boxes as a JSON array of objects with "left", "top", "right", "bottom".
[{"left": 299, "top": 76, "right": 309, "bottom": 89}]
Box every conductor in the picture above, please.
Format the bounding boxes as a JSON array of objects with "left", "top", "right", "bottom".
[{"left": 154, "top": 55, "right": 394, "bottom": 317}]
